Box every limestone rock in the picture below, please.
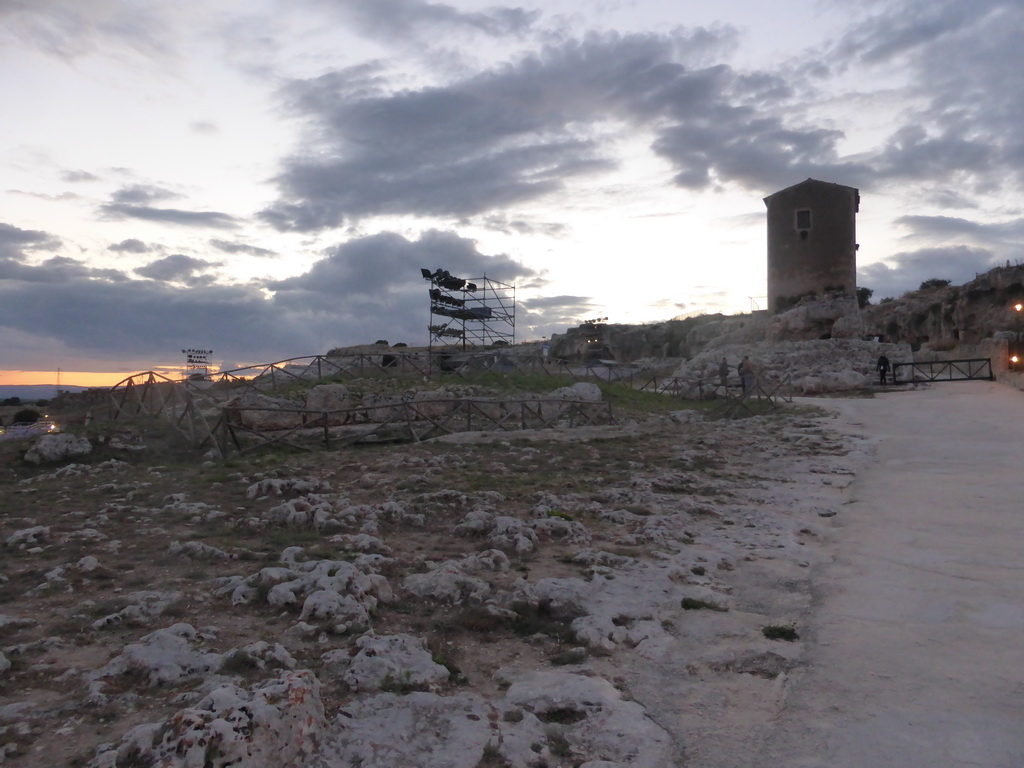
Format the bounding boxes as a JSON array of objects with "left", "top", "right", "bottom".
[
  {"left": 226, "top": 391, "right": 303, "bottom": 431},
  {"left": 323, "top": 633, "right": 450, "bottom": 692},
  {"left": 91, "top": 590, "right": 185, "bottom": 630},
  {"left": 4, "top": 525, "right": 50, "bottom": 549},
  {"left": 303, "top": 383, "right": 351, "bottom": 425},
  {"left": 504, "top": 671, "right": 675, "bottom": 767},
  {"left": 99, "top": 670, "right": 326, "bottom": 768},
  {"left": 95, "top": 623, "right": 221, "bottom": 686},
  {"left": 168, "top": 540, "right": 232, "bottom": 560},
  {"left": 24, "top": 434, "right": 92, "bottom": 464},
  {"left": 511, "top": 577, "right": 590, "bottom": 622},
  {"left": 223, "top": 558, "right": 389, "bottom": 630},
  {"left": 673, "top": 338, "right": 910, "bottom": 393},
  {"left": 550, "top": 381, "right": 603, "bottom": 401},
  {"left": 766, "top": 295, "right": 863, "bottom": 342},
  {"left": 402, "top": 549, "right": 510, "bottom": 604},
  {"left": 325, "top": 691, "right": 492, "bottom": 767}
]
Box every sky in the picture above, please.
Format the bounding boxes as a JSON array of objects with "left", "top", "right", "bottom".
[{"left": 2, "top": 0, "right": 1024, "bottom": 386}]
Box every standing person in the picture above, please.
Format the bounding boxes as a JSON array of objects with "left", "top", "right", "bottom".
[
  {"left": 718, "top": 357, "right": 730, "bottom": 389},
  {"left": 877, "top": 354, "right": 891, "bottom": 385},
  {"left": 740, "top": 355, "right": 756, "bottom": 393}
]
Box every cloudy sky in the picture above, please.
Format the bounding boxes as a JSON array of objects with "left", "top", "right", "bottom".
[{"left": 2, "top": 0, "right": 1023, "bottom": 384}]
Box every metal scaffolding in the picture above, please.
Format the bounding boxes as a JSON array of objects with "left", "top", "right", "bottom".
[{"left": 422, "top": 270, "right": 515, "bottom": 349}]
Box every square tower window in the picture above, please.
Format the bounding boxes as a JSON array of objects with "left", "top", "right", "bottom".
[{"left": 795, "top": 209, "right": 812, "bottom": 230}]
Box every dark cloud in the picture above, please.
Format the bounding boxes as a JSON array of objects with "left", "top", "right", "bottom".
[
  {"left": 315, "top": 0, "right": 539, "bottom": 42},
  {"left": 108, "top": 238, "right": 151, "bottom": 253},
  {"left": 264, "top": 29, "right": 844, "bottom": 231},
  {"left": 0, "top": 276, "right": 294, "bottom": 368},
  {"left": 135, "top": 254, "right": 220, "bottom": 284},
  {"left": 270, "top": 229, "right": 535, "bottom": 310},
  {"left": 60, "top": 170, "right": 99, "bottom": 183},
  {"left": 101, "top": 203, "right": 237, "bottom": 229},
  {"left": 832, "top": 0, "right": 996, "bottom": 66},
  {"left": 895, "top": 215, "right": 1024, "bottom": 246},
  {"left": 478, "top": 215, "right": 568, "bottom": 237},
  {"left": 0, "top": 222, "right": 61, "bottom": 259},
  {"left": 110, "top": 185, "right": 178, "bottom": 205},
  {"left": 518, "top": 295, "right": 598, "bottom": 338},
  {"left": 0, "top": 228, "right": 538, "bottom": 370},
  {"left": 870, "top": 125, "right": 994, "bottom": 186},
  {"left": 858, "top": 245, "right": 998, "bottom": 299},
  {"left": 826, "top": 1, "right": 1024, "bottom": 192},
  {"left": 0, "top": 255, "right": 128, "bottom": 283},
  {"left": 209, "top": 239, "right": 277, "bottom": 257}
]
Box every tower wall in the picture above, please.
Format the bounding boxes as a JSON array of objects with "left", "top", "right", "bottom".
[{"left": 765, "top": 179, "right": 859, "bottom": 315}]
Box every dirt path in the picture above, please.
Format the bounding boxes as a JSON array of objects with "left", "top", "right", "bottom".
[{"left": 758, "top": 382, "right": 1024, "bottom": 767}]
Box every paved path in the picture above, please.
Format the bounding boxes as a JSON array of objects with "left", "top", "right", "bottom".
[{"left": 758, "top": 382, "right": 1024, "bottom": 767}]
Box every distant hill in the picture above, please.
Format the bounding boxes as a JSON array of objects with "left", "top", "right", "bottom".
[{"left": 0, "top": 384, "right": 89, "bottom": 402}]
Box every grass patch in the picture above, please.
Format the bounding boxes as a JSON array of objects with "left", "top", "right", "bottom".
[
  {"left": 549, "top": 647, "right": 588, "bottom": 666},
  {"left": 681, "top": 597, "right": 726, "bottom": 611},
  {"left": 762, "top": 624, "right": 799, "bottom": 641}
]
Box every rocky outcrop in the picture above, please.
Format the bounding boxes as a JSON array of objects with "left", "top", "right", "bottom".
[
  {"left": 672, "top": 338, "right": 911, "bottom": 393},
  {"left": 225, "top": 391, "right": 303, "bottom": 430},
  {"left": 860, "top": 265, "right": 1024, "bottom": 347},
  {"left": 303, "top": 384, "right": 351, "bottom": 425},
  {"left": 548, "top": 265, "right": 1024, "bottom": 363},
  {"left": 24, "top": 433, "right": 92, "bottom": 464},
  {"left": 323, "top": 633, "right": 451, "bottom": 692},
  {"left": 97, "top": 670, "right": 325, "bottom": 768},
  {"left": 766, "top": 295, "right": 864, "bottom": 342}
]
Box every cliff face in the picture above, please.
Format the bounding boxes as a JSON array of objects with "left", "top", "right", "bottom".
[
  {"left": 549, "top": 265, "right": 1024, "bottom": 363},
  {"left": 862, "top": 265, "right": 1024, "bottom": 347}
]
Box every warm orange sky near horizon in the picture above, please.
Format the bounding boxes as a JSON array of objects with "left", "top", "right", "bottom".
[{"left": 0, "top": 370, "right": 175, "bottom": 388}]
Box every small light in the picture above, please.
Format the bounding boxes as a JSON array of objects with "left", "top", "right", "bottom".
[
  {"left": 1015, "top": 304, "right": 1023, "bottom": 312},
  {"left": 1012, "top": 355, "right": 1019, "bottom": 364}
]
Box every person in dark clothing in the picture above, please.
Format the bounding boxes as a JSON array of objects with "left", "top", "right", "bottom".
[
  {"left": 740, "top": 356, "right": 757, "bottom": 393},
  {"left": 877, "top": 354, "right": 891, "bottom": 385},
  {"left": 718, "top": 357, "right": 730, "bottom": 389}
]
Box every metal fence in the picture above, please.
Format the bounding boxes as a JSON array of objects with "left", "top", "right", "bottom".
[{"left": 891, "top": 358, "right": 993, "bottom": 383}]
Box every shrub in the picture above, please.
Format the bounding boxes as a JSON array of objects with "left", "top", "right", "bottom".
[{"left": 12, "top": 409, "right": 41, "bottom": 424}]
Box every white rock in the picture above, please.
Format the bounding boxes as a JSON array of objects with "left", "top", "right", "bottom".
[
  {"left": 551, "top": 382, "right": 603, "bottom": 401},
  {"left": 103, "top": 670, "right": 325, "bottom": 768},
  {"left": 168, "top": 540, "right": 232, "bottom": 560},
  {"left": 530, "top": 578, "right": 590, "bottom": 620},
  {"left": 24, "top": 434, "right": 93, "bottom": 464},
  {"left": 402, "top": 567, "right": 491, "bottom": 605},
  {"left": 324, "top": 691, "right": 492, "bottom": 767},
  {"left": 91, "top": 591, "right": 184, "bottom": 629},
  {"left": 298, "top": 590, "right": 370, "bottom": 628},
  {"left": 504, "top": 671, "right": 675, "bottom": 767},
  {"left": 304, "top": 384, "right": 351, "bottom": 425},
  {"left": 531, "top": 517, "right": 592, "bottom": 545},
  {"left": 324, "top": 633, "right": 450, "bottom": 692},
  {"left": 76, "top": 556, "right": 101, "bottom": 572},
  {"left": 96, "top": 623, "right": 221, "bottom": 686},
  {"left": 4, "top": 525, "right": 50, "bottom": 548}
]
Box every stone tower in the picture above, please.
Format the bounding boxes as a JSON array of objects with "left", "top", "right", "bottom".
[{"left": 764, "top": 178, "right": 859, "bottom": 314}]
